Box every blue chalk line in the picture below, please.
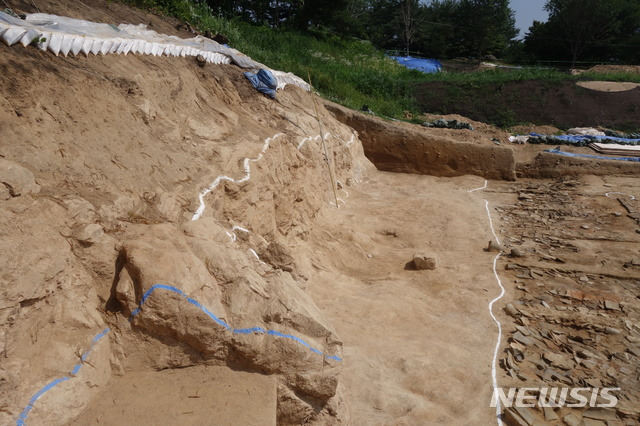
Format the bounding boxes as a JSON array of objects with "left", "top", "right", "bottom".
[
  {"left": 130, "top": 284, "right": 341, "bottom": 361},
  {"left": 16, "top": 327, "right": 110, "bottom": 426},
  {"left": 17, "top": 284, "right": 340, "bottom": 424}
]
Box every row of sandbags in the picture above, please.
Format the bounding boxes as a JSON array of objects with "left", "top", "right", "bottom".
[{"left": 0, "top": 12, "right": 310, "bottom": 91}]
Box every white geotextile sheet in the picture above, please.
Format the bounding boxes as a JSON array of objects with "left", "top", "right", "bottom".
[{"left": 0, "top": 12, "right": 310, "bottom": 91}]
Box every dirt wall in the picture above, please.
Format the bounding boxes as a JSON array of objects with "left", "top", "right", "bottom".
[
  {"left": 520, "top": 151, "right": 640, "bottom": 179},
  {"left": 325, "top": 102, "right": 517, "bottom": 181}
]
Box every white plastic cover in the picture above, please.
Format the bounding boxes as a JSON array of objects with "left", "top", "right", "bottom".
[{"left": 0, "top": 12, "right": 309, "bottom": 91}]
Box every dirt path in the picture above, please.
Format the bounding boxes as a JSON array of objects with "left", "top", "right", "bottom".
[{"left": 302, "top": 172, "right": 508, "bottom": 424}]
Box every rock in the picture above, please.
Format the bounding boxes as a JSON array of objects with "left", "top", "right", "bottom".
[
  {"left": 487, "top": 240, "right": 504, "bottom": 252},
  {"left": 579, "top": 275, "right": 589, "bottom": 283},
  {"left": 604, "top": 300, "right": 621, "bottom": 311},
  {"left": 581, "top": 225, "right": 590, "bottom": 230},
  {"left": 505, "top": 303, "right": 519, "bottom": 317},
  {"left": 605, "top": 327, "right": 621, "bottom": 335},
  {"left": 583, "top": 408, "right": 619, "bottom": 422},
  {"left": 510, "top": 248, "right": 525, "bottom": 258},
  {"left": 413, "top": 252, "right": 438, "bottom": 270},
  {"left": 260, "top": 241, "right": 296, "bottom": 273},
  {"left": 195, "top": 54, "right": 206, "bottom": 67},
  {"left": 627, "top": 347, "right": 640, "bottom": 357},
  {"left": 0, "top": 158, "right": 40, "bottom": 197},
  {"left": 582, "top": 420, "right": 607, "bottom": 426},
  {"left": 543, "top": 352, "right": 573, "bottom": 370},
  {"left": 504, "top": 408, "right": 530, "bottom": 426},
  {"left": 543, "top": 407, "right": 558, "bottom": 421},
  {"left": 512, "top": 331, "right": 534, "bottom": 346},
  {"left": 513, "top": 406, "right": 536, "bottom": 425},
  {"left": 73, "top": 224, "right": 104, "bottom": 245},
  {"left": 563, "top": 413, "right": 581, "bottom": 426}
]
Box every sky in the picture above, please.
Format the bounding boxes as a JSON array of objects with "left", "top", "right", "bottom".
[{"left": 510, "top": 0, "right": 549, "bottom": 38}]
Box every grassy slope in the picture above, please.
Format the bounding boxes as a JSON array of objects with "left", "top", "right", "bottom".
[{"left": 126, "top": 0, "right": 640, "bottom": 123}]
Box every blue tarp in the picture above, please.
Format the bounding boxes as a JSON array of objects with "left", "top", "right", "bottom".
[
  {"left": 244, "top": 68, "right": 278, "bottom": 98},
  {"left": 528, "top": 133, "right": 640, "bottom": 147},
  {"left": 391, "top": 56, "right": 442, "bottom": 74}
]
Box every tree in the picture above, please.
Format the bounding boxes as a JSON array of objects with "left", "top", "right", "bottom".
[
  {"left": 455, "top": 0, "right": 519, "bottom": 58},
  {"left": 523, "top": 0, "right": 640, "bottom": 65},
  {"left": 544, "top": 0, "right": 620, "bottom": 65},
  {"left": 399, "top": 0, "right": 420, "bottom": 55}
]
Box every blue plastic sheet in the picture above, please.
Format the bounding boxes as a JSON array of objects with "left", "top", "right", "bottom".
[
  {"left": 391, "top": 56, "right": 442, "bottom": 74},
  {"left": 529, "top": 133, "right": 640, "bottom": 147},
  {"left": 244, "top": 68, "right": 278, "bottom": 98}
]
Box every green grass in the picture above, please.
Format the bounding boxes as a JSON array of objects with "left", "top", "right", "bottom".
[{"left": 122, "top": 0, "right": 640, "bottom": 120}]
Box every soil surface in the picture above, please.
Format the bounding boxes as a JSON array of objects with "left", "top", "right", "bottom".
[
  {"left": 1, "top": 1, "right": 640, "bottom": 425},
  {"left": 415, "top": 80, "right": 640, "bottom": 131}
]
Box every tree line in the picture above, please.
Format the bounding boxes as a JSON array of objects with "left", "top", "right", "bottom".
[{"left": 204, "top": 0, "right": 640, "bottom": 65}]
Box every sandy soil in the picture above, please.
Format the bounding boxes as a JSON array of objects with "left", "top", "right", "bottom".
[
  {"left": 1, "top": 1, "right": 639, "bottom": 425},
  {"left": 577, "top": 81, "right": 640, "bottom": 93}
]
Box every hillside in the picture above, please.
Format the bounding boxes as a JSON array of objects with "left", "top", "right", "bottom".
[{"left": 1, "top": 1, "right": 640, "bottom": 426}]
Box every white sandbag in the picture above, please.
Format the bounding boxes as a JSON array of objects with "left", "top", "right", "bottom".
[
  {"left": 90, "top": 39, "right": 102, "bottom": 55},
  {"left": 80, "top": 37, "right": 93, "bottom": 55},
  {"left": 2, "top": 26, "right": 27, "bottom": 46},
  {"left": 70, "top": 36, "right": 84, "bottom": 55},
  {"left": 36, "top": 31, "right": 51, "bottom": 51},
  {"left": 47, "top": 32, "right": 63, "bottom": 55},
  {"left": 99, "top": 39, "right": 113, "bottom": 55},
  {"left": 19, "top": 28, "right": 41, "bottom": 47},
  {"left": 109, "top": 39, "right": 122, "bottom": 53},
  {"left": 59, "top": 34, "right": 74, "bottom": 56}
]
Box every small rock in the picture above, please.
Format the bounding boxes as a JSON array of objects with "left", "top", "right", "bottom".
[
  {"left": 195, "top": 54, "right": 206, "bottom": 67},
  {"left": 627, "top": 347, "right": 640, "bottom": 357},
  {"left": 563, "top": 413, "right": 581, "bottom": 426},
  {"left": 505, "top": 303, "right": 519, "bottom": 317},
  {"left": 579, "top": 275, "right": 589, "bottom": 283},
  {"left": 73, "top": 224, "right": 104, "bottom": 245},
  {"left": 543, "top": 352, "right": 573, "bottom": 370},
  {"left": 543, "top": 407, "right": 558, "bottom": 421},
  {"left": 512, "top": 331, "right": 534, "bottom": 346},
  {"left": 605, "top": 327, "right": 621, "bottom": 335},
  {"left": 487, "top": 240, "right": 504, "bottom": 252},
  {"left": 413, "top": 252, "right": 438, "bottom": 270},
  {"left": 604, "top": 300, "right": 621, "bottom": 311},
  {"left": 583, "top": 408, "right": 619, "bottom": 421},
  {"left": 0, "top": 158, "right": 40, "bottom": 197},
  {"left": 582, "top": 420, "right": 607, "bottom": 426},
  {"left": 614, "top": 212, "right": 622, "bottom": 217},
  {"left": 504, "top": 408, "right": 530, "bottom": 426},
  {"left": 581, "top": 225, "right": 590, "bottom": 230},
  {"left": 510, "top": 248, "right": 525, "bottom": 258}
]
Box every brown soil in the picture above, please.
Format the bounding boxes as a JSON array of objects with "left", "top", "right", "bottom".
[
  {"left": 415, "top": 80, "right": 640, "bottom": 131},
  {"left": 586, "top": 65, "right": 640, "bottom": 75},
  {"left": 1, "top": 1, "right": 640, "bottom": 425},
  {"left": 577, "top": 81, "right": 640, "bottom": 93}
]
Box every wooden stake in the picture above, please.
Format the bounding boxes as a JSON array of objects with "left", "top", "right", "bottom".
[{"left": 307, "top": 73, "right": 340, "bottom": 208}]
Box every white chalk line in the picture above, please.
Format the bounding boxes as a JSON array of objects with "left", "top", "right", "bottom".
[
  {"left": 192, "top": 131, "right": 356, "bottom": 263},
  {"left": 192, "top": 133, "right": 284, "bottom": 221},
  {"left": 489, "top": 252, "right": 505, "bottom": 426},
  {"left": 468, "top": 179, "right": 505, "bottom": 426},
  {"left": 605, "top": 191, "right": 636, "bottom": 200},
  {"left": 468, "top": 179, "right": 488, "bottom": 193}
]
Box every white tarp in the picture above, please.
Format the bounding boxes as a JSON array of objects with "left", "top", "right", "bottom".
[{"left": 0, "top": 12, "right": 310, "bottom": 91}]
